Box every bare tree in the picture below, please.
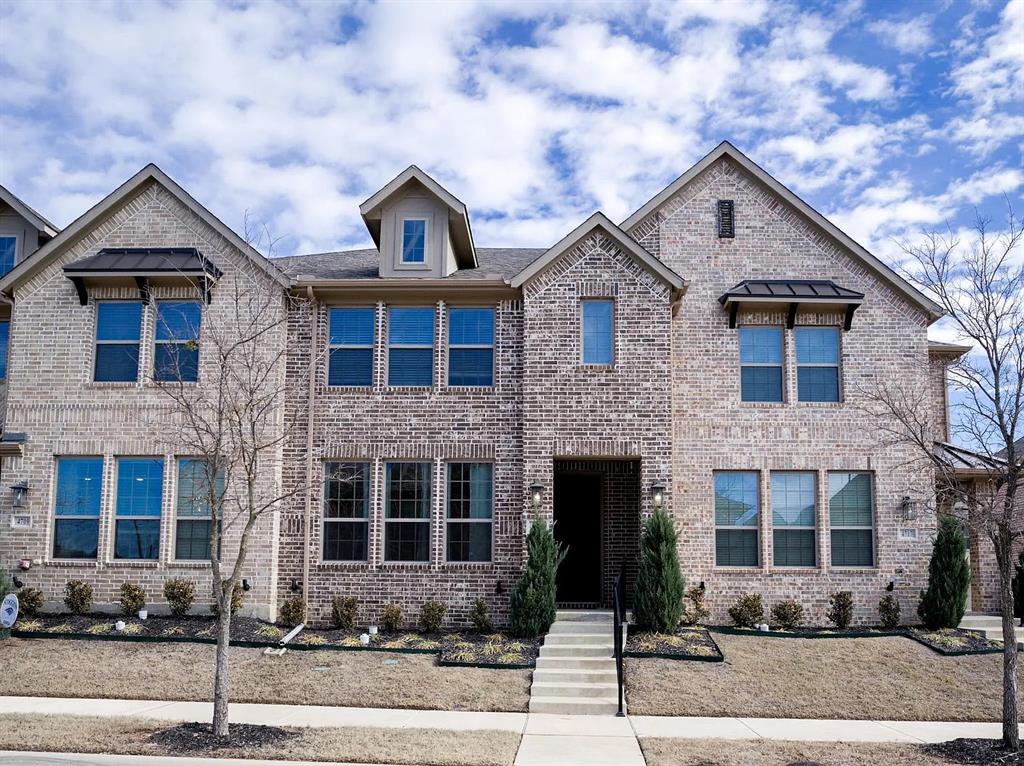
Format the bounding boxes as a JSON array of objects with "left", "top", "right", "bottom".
[
  {"left": 150, "top": 224, "right": 315, "bottom": 737},
  {"left": 861, "top": 205, "right": 1023, "bottom": 750}
]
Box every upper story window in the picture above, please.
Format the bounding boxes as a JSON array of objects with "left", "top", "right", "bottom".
[
  {"left": 0, "top": 236, "right": 16, "bottom": 276},
  {"left": 95, "top": 302, "right": 142, "bottom": 383},
  {"left": 448, "top": 307, "right": 494, "bottom": 387},
  {"left": 401, "top": 219, "right": 427, "bottom": 264},
  {"left": 114, "top": 457, "right": 164, "bottom": 560},
  {"left": 447, "top": 462, "right": 493, "bottom": 562},
  {"left": 714, "top": 471, "right": 759, "bottom": 567},
  {"left": 388, "top": 306, "right": 434, "bottom": 386},
  {"left": 154, "top": 301, "right": 201, "bottom": 383},
  {"left": 175, "top": 457, "right": 225, "bottom": 561},
  {"left": 795, "top": 327, "right": 840, "bottom": 402},
  {"left": 771, "top": 471, "right": 817, "bottom": 567},
  {"left": 329, "top": 308, "right": 375, "bottom": 387},
  {"left": 323, "top": 461, "right": 370, "bottom": 562},
  {"left": 581, "top": 299, "right": 614, "bottom": 365},
  {"left": 0, "top": 320, "right": 9, "bottom": 380},
  {"left": 52, "top": 456, "right": 103, "bottom": 560},
  {"left": 829, "top": 472, "right": 874, "bottom": 567},
  {"left": 739, "top": 327, "right": 783, "bottom": 402},
  {"left": 384, "top": 461, "right": 431, "bottom": 562}
]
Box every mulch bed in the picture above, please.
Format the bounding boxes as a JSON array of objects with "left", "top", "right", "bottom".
[
  {"left": 711, "top": 624, "right": 904, "bottom": 639},
  {"left": 625, "top": 626, "right": 724, "bottom": 661},
  {"left": 438, "top": 632, "right": 540, "bottom": 668},
  {"left": 150, "top": 721, "right": 296, "bottom": 753},
  {"left": 12, "top": 614, "right": 280, "bottom": 645},
  {"left": 921, "top": 738, "right": 1024, "bottom": 765},
  {"left": 908, "top": 628, "right": 1005, "bottom": 656}
]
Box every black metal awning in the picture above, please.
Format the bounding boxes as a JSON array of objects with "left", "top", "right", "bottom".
[
  {"left": 718, "top": 279, "right": 865, "bottom": 330},
  {"left": 63, "top": 247, "right": 223, "bottom": 305}
]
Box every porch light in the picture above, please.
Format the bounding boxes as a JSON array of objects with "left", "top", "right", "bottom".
[
  {"left": 10, "top": 481, "right": 29, "bottom": 509},
  {"left": 900, "top": 496, "right": 919, "bottom": 522},
  {"left": 651, "top": 482, "right": 666, "bottom": 510},
  {"left": 529, "top": 483, "right": 544, "bottom": 509}
]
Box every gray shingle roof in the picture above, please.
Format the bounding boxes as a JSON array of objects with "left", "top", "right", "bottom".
[
  {"left": 719, "top": 279, "right": 864, "bottom": 303},
  {"left": 274, "top": 247, "right": 546, "bottom": 281},
  {"left": 64, "top": 247, "right": 223, "bottom": 277}
]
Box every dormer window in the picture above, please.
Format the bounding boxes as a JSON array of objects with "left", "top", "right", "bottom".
[{"left": 401, "top": 219, "right": 427, "bottom": 264}]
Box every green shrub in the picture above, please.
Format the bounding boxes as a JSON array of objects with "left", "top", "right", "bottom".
[
  {"left": 1012, "top": 549, "right": 1024, "bottom": 624},
  {"left": 918, "top": 515, "right": 971, "bottom": 630},
  {"left": 470, "top": 597, "right": 493, "bottom": 633},
  {"left": 728, "top": 594, "right": 763, "bottom": 628},
  {"left": 826, "top": 591, "right": 854, "bottom": 629},
  {"left": 0, "top": 562, "right": 12, "bottom": 597},
  {"left": 418, "top": 600, "right": 446, "bottom": 633},
  {"left": 771, "top": 599, "right": 805, "bottom": 630},
  {"left": 119, "top": 582, "right": 146, "bottom": 616},
  {"left": 381, "top": 603, "right": 403, "bottom": 632},
  {"left": 64, "top": 580, "right": 93, "bottom": 615},
  {"left": 878, "top": 594, "right": 901, "bottom": 630},
  {"left": 279, "top": 596, "right": 305, "bottom": 628},
  {"left": 331, "top": 596, "right": 359, "bottom": 630},
  {"left": 633, "top": 508, "right": 685, "bottom": 633},
  {"left": 681, "top": 585, "right": 710, "bottom": 626},
  {"left": 163, "top": 579, "right": 196, "bottom": 618},
  {"left": 509, "top": 516, "right": 565, "bottom": 638},
  {"left": 18, "top": 587, "right": 44, "bottom": 617},
  {"left": 210, "top": 582, "right": 244, "bottom": 617}
]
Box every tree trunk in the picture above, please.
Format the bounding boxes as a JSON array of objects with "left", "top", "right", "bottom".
[
  {"left": 212, "top": 589, "right": 233, "bottom": 738},
  {"left": 997, "top": 536, "right": 1021, "bottom": 751}
]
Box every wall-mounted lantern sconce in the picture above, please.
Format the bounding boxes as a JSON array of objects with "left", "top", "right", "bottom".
[
  {"left": 885, "top": 581, "right": 894, "bottom": 592},
  {"left": 529, "top": 483, "right": 544, "bottom": 509},
  {"left": 651, "top": 482, "right": 666, "bottom": 510},
  {"left": 10, "top": 481, "right": 29, "bottom": 509},
  {"left": 242, "top": 579, "right": 252, "bottom": 592},
  {"left": 900, "top": 496, "right": 919, "bottom": 522}
]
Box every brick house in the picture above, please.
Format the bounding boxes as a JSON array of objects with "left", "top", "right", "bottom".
[{"left": 0, "top": 142, "right": 982, "bottom": 626}]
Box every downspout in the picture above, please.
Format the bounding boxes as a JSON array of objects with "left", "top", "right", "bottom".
[{"left": 302, "top": 286, "right": 318, "bottom": 619}]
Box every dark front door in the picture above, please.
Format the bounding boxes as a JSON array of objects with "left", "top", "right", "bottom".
[{"left": 553, "top": 472, "right": 602, "bottom": 605}]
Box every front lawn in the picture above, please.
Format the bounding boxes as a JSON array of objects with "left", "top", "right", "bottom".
[
  {"left": 639, "top": 737, "right": 969, "bottom": 766},
  {"left": 0, "top": 714, "right": 520, "bottom": 766},
  {"left": 626, "top": 632, "right": 1022, "bottom": 720},
  {"left": 0, "top": 637, "right": 531, "bottom": 712}
]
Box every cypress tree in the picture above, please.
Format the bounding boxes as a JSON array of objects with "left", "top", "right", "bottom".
[
  {"left": 917, "top": 514, "right": 971, "bottom": 630},
  {"left": 633, "top": 508, "right": 685, "bottom": 633},
  {"left": 510, "top": 516, "right": 565, "bottom": 637},
  {"left": 1012, "top": 549, "right": 1024, "bottom": 625}
]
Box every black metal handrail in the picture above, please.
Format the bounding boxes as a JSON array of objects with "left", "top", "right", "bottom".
[{"left": 611, "top": 567, "right": 625, "bottom": 717}]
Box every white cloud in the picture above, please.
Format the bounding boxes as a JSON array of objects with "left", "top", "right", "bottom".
[{"left": 868, "top": 17, "right": 933, "bottom": 55}]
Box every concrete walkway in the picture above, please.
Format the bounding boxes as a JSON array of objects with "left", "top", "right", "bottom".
[{"left": 0, "top": 696, "right": 1005, "bottom": 766}]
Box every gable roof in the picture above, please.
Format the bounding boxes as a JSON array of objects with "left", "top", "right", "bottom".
[
  {"left": 0, "top": 164, "right": 290, "bottom": 296},
  {"left": 620, "top": 141, "right": 944, "bottom": 323},
  {"left": 275, "top": 247, "right": 544, "bottom": 282},
  {"left": 0, "top": 183, "right": 59, "bottom": 238},
  {"left": 358, "top": 165, "right": 477, "bottom": 269},
  {"left": 510, "top": 212, "right": 686, "bottom": 292}
]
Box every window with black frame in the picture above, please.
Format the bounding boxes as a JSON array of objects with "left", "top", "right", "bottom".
[
  {"left": 323, "top": 461, "right": 370, "bottom": 561},
  {"left": 384, "top": 462, "right": 431, "bottom": 561},
  {"left": 447, "top": 463, "right": 492, "bottom": 562},
  {"left": 175, "top": 457, "right": 224, "bottom": 560}
]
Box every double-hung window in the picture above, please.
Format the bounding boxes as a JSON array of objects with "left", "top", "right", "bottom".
[
  {"left": 114, "top": 457, "right": 164, "bottom": 560},
  {"left": 0, "top": 320, "right": 9, "bottom": 380},
  {"left": 829, "top": 472, "right": 874, "bottom": 567},
  {"left": 447, "top": 463, "right": 493, "bottom": 562},
  {"left": 771, "top": 472, "right": 817, "bottom": 567},
  {"left": 401, "top": 219, "right": 427, "bottom": 263},
  {"left": 328, "top": 308, "right": 375, "bottom": 386},
  {"left": 739, "top": 327, "right": 783, "bottom": 402},
  {"left": 581, "top": 299, "right": 613, "bottom": 365},
  {"left": 388, "top": 307, "right": 434, "bottom": 386},
  {"left": 52, "top": 457, "right": 103, "bottom": 559},
  {"left": 0, "top": 236, "right": 16, "bottom": 276},
  {"left": 175, "top": 458, "right": 224, "bottom": 560},
  {"left": 448, "top": 308, "right": 494, "bottom": 386},
  {"left": 714, "top": 472, "right": 759, "bottom": 566},
  {"left": 385, "top": 462, "right": 431, "bottom": 562},
  {"left": 323, "top": 462, "right": 370, "bottom": 561},
  {"left": 95, "top": 302, "right": 142, "bottom": 382},
  {"left": 795, "top": 327, "right": 840, "bottom": 402},
  {"left": 154, "top": 301, "right": 201, "bottom": 383}
]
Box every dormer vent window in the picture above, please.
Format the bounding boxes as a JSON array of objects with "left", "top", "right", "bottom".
[
  {"left": 401, "top": 219, "right": 427, "bottom": 264},
  {"left": 717, "top": 199, "right": 735, "bottom": 238}
]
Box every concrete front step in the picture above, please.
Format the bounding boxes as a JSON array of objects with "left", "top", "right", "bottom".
[
  {"left": 535, "top": 656, "right": 617, "bottom": 670},
  {"left": 539, "top": 644, "right": 613, "bottom": 658},
  {"left": 547, "top": 621, "right": 612, "bottom": 634},
  {"left": 555, "top": 610, "right": 614, "bottom": 622},
  {"left": 959, "top": 615, "right": 1023, "bottom": 646},
  {"left": 528, "top": 696, "right": 620, "bottom": 715},
  {"left": 532, "top": 667, "right": 619, "bottom": 684},
  {"left": 543, "top": 633, "right": 615, "bottom": 647},
  {"left": 529, "top": 681, "right": 619, "bottom": 699}
]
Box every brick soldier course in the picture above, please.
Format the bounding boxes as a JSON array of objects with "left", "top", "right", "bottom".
[{"left": 0, "top": 142, "right": 985, "bottom": 627}]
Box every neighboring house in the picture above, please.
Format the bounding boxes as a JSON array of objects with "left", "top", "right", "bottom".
[{"left": 0, "top": 142, "right": 973, "bottom": 626}]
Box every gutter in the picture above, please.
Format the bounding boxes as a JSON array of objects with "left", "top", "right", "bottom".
[{"left": 302, "top": 286, "right": 318, "bottom": 622}]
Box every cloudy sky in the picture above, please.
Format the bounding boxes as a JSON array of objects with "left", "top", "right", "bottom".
[{"left": 1, "top": 0, "right": 1021, "bottom": 268}]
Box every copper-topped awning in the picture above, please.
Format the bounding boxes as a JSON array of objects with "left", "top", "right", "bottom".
[{"left": 719, "top": 279, "right": 864, "bottom": 330}]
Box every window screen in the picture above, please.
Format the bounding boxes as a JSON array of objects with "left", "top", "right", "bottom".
[
  {"left": 448, "top": 308, "right": 494, "bottom": 386},
  {"left": 115, "top": 458, "right": 164, "bottom": 560},
  {"left": 329, "top": 308, "right": 375, "bottom": 386},
  {"left": 796, "top": 327, "right": 840, "bottom": 402},
  {"left": 95, "top": 302, "right": 142, "bottom": 382},
  {"left": 829, "top": 472, "right": 874, "bottom": 567},
  {"left": 739, "top": 327, "right": 783, "bottom": 402},
  {"left": 582, "top": 300, "right": 613, "bottom": 364},
  {"left": 52, "top": 457, "right": 103, "bottom": 559},
  {"left": 388, "top": 307, "right": 434, "bottom": 386},
  {"left": 771, "top": 472, "right": 817, "bottom": 567},
  {"left": 155, "top": 301, "right": 201, "bottom": 382},
  {"left": 714, "top": 472, "right": 759, "bottom": 566}
]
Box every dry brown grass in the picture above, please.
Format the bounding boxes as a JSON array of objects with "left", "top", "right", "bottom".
[
  {"left": 627, "top": 633, "right": 1022, "bottom": 720},
  {"left": 0, "top": 714, "right": 519, "bottom": 766},
  {"left": 0, "top": 637, "right": 531, "bottom": 712},
  {"left": 640, "top": 737, "right": 953, "bottom": 766}
]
